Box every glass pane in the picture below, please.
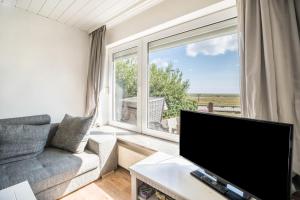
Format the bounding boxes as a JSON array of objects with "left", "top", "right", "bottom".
[
  {"left": 148, "top": 32, "right": 240, "bottom": 134},
  {"left": 113, "top": 47, "right": 138, "bottom": 125}
]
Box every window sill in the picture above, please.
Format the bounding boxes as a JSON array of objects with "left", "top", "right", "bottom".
[{"left": 90, "top": 125, "right": 179, "bottom": 156}]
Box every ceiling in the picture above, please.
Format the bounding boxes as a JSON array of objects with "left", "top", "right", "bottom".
[{"left": 0, "top": 0, "right": 163, "bottom": 32}]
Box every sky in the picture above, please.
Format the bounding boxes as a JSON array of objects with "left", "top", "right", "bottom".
[{"left": 149, "top": 34, "right": 240, "bottom": 94}]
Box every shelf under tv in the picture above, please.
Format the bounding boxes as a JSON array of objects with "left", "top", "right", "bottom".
[{"left": 138, "top": 195, "right": 156, "bottom": 200}]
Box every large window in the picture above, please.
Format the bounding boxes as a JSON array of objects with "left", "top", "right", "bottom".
[
  {"left": 109, "top": 15, "right": 239, "bottom": 141},
  {"left": 147, "top": 32, "right": 240, "bottom": 135}
]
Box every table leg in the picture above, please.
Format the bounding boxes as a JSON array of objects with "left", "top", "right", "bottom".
[{"left": 131, "top": 174, "right": 137, "bottom": 200}]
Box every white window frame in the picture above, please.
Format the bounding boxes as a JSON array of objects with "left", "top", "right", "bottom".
[
  {"left": 108, "top": 6, "right": 238, "bottom": 142},
  {"left": 142, "top": 19, "right": 238, "bottom": 142},
  {"left": 108, "top": 40, "right": 142, "bottom": 132}
]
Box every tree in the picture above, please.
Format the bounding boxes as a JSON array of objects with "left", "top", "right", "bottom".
[
  {"left": 115, "top": 59, "right": 198, "bottom": 119},
  {"left": 115, "top": 58, "right": 137, "bottom": 98},
  {"left": 149, "top": 64, "right": 198, "bottom": 118}
]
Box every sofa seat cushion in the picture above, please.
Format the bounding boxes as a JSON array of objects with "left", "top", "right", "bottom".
[{"left": 0, "top": 147, "right": 99, "bottom": 193}]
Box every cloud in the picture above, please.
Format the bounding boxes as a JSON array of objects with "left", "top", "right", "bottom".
[
  {"left": 150, "top": 58, "right": 169, "bottom": 67},
  {"left": 186, "top": 34, "right": 238, "bottom": 57}
]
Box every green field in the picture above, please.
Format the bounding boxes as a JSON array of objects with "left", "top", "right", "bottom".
[{"left": 188, "top": 93, "right": 240, "bottom": 107}]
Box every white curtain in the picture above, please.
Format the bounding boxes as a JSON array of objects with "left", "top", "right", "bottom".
[{"left": 237, "top": 0, "right": 300, "bottom": 174}]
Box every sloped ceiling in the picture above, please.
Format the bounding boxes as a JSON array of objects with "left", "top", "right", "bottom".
[{"left": 0, "top": 0, "right": 163, "bottom": 32}]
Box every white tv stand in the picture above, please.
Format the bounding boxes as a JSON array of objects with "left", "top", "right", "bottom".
[{"left": 129, "top": 152, "right": 229, "bottom": 200}]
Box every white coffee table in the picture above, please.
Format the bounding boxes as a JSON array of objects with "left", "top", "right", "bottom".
[
  {"left": 0, "top": 181, "right": 37, "bottom": 200},
  {"left": 130, "top": 152, "right": 228, "bottom": 200}
]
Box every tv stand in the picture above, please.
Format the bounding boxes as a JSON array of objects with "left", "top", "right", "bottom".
[
  {"left": 130, "top": 152, "right": 257, "bottom": 200},
  {"left": 191, "top": 170, "right": 249, "bottom": 200}
]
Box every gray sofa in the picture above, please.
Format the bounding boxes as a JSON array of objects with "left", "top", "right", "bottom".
[{"left": 0, "top": 115, "right": 117, "bottom": 200}]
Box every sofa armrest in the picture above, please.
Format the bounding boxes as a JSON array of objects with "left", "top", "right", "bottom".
[{"left": 86, "top": 134, "right": 118, "bottom": 176}]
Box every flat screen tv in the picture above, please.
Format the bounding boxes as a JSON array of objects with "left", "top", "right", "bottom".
[{"left": 180, "top": 110, "right": 293, "bottom": 200}]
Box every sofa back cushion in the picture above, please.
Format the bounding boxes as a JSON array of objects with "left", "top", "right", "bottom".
[
  {"left": 51, "top": 114, "right": 92, "bottom": 153},
  {"left": 0, "top": 115, "right": 51, "bottom": 125},
  {"left": 47, "top": 123, "right": 59, "bottom": 147},
  {"left": 0, "top": 124, "right": 50, "bottom": 164},
  {"left": 0, "top": 114, "right": 54, "bottom": 147}
]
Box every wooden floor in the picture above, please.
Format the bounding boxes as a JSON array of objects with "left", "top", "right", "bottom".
[{"left": 60, "top": 168, "right": 131, "bottom": 200}]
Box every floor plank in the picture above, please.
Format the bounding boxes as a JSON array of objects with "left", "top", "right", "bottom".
[{"left": 59, "top": 168, "right": 131, "bottom": 200}]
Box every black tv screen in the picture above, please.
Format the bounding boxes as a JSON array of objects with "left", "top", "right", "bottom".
[{"left": 180, "top": 110, "right": 293, "bottom": 200}]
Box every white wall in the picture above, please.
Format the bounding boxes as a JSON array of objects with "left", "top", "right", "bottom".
[
  {"left": 0, "top": 5, "right": 90, "bottom": 123},
  {"left": 106, "top": 0, "right": 222, "bottom": 44}
]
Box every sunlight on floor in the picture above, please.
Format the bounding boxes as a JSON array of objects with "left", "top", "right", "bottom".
[{"left": 60, "top": 168, "right": 131, "bottom": 200}]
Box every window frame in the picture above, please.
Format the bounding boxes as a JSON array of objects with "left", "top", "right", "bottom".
[
  {"left": 108, "top": 40, "right": 143, "bottom": 133},
  {"left": 108, "top": 7, "right": 238, "bottom": 142},
  {"left": 142, "top": 19, "right": 238, "bottom": 142}
]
